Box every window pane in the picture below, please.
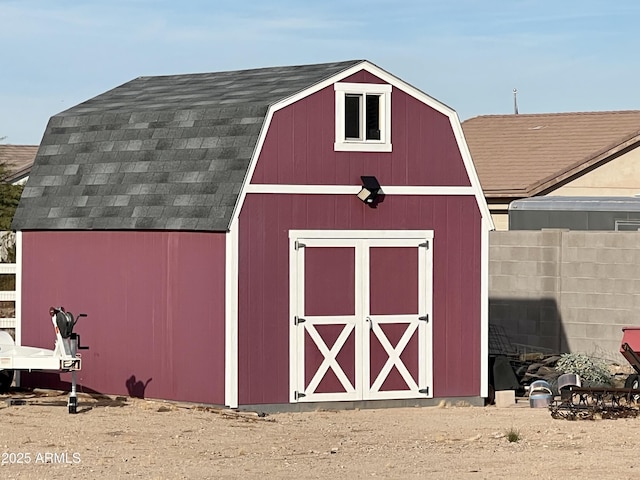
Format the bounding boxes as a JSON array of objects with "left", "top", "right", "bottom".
[
  {"left": 345, "top": 94, "right": 361, "bottom": 139},
  {"left": 366, "top": 95, "right": 381, "bottom": 140}
]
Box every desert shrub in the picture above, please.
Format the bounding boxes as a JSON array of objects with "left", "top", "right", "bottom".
[
  {"left": 506, "top": 427, "right": 520, "bottom": 443},
  {"left": 555, "top": 352, "right": 613, "bottom": 386}
]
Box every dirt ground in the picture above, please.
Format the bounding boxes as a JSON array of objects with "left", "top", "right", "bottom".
[{"left": 1, "top": 390, "right": 640, "bottom": 479}]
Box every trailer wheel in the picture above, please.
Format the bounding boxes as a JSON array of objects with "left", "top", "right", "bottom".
[
  {"left": 0, "top": 369, "right": 14, "bottom": 393},
  {"left": 625, "top": 374, "right": 640, "bottom": 390}
]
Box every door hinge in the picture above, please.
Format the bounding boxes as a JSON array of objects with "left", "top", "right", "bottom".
[
  {"left": 294, "top": 316, "right": 306, "bottom": 326},
  {"left": 418, "top": 315, "right": 429, "bottom": 322},
  {"left": 294, "top": 391, "right": 306, "bottom": 400},
  {"left": 419, "top": 240, "right": 429, "bottom": 249},
  {"left": 419, "top": 387, "right": 429, "bottom": 395},
  {"left": 294, "top": 241, "right": 306, "bottom": 250}
]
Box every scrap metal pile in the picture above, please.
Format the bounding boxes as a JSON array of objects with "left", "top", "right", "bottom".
[
  {"left": 549, "top": 387, "right": 640, "bottom": 420},
  {"left": 490, "top": 324, "right": 640, "bottom": 419},
  {"left": 548, "top": 326, "right": 640, "bottom": 420},
  {"left": 527, "top": 373, "right": 640, "bottom": 420}
]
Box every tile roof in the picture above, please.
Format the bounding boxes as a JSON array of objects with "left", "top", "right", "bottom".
[
  {"left": 12, "top": 60, "right": 364, "bottom": 231},
  {"left": 0, "top": 144, "right": 37, "bottom": 182},
  {"left": 462, "top": 111, "right": 640, "bottom": 198}
]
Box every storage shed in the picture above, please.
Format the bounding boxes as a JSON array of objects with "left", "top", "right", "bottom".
[{"left": 12, "top": 60, "right": 494, "bottom": 409}]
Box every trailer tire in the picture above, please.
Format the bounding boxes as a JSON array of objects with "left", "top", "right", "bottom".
[
  {"left": 0, "top": 369, "right": 14, "bottom": 393},
  {"left": 625, "top": 374, "right": 640, "bottom": 390}
]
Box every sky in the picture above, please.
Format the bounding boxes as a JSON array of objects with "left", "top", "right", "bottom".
[{"left": 2, "top": 0, "right": 640, "bottom": 145}]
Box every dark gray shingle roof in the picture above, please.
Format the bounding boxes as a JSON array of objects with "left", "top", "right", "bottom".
[{"left": 12, "top": 60, "right": 364, "bottom": 231}]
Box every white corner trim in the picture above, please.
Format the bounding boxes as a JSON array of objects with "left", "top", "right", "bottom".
[
  {"left": 224, "top": 217, "right": 239, "bottom": 408},
  {"left": 15, "top": 231, "right": 22, "bottom": 348},
  {"left": 14, "top": 231, "right": 22, "bottom": 388},
  {"left": 479, "top": 217, "right": 490, "bottom": 398},
  {"left": 245, "top": 184, "right": 477, "bottom": 195}
]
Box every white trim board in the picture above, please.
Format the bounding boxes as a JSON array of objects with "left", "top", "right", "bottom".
[
  {"left": 245, "top": 184, "right": 477, "bottom": 195},
  {"left": 224, "top": 217, "right": 239, "bottom": 408},
  {"left": 289, "top": 229, "right": 432, "bottom": 240},
  {"left": 479, "top": 217, "right": 490, "bottom": 398},
  {"left": 15, "top": 231, "right": 22, "bottom": 388},
  {"left": 15, "top": 231, "right": 22, "bottom": 347}
]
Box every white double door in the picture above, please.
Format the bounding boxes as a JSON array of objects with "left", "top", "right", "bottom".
[{"left": 289, "top": 231, "right": 433, "bottom": 402}]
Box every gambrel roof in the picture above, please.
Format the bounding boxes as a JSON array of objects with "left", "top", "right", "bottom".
[
  {"left": 12, "top": 60, "right": 363, "bottom": 231},
  {"left": 462, "top": 110, "right": 640, "bottom": 198}
]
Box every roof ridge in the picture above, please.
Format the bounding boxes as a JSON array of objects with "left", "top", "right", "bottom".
[
  {"left": 0, "top": 144, "right": 39, "bottom": 148},
  {"left": 135, "top": 59, "right": 366, "bottom": 81},
  {"left": 464, "top": 110, "right": 640, "bottom": 122}
]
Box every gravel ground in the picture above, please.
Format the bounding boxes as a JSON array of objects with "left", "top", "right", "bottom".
[{"left": 1, "top": 390, "right": 640, "bottom": 479}]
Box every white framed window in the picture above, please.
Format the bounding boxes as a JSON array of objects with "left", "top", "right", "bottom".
[{"left": 334, "top": 83, "right": 392, "bottom": 152}]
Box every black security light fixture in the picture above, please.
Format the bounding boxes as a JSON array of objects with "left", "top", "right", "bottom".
[{"left": 357, "top": 175, "right": 381, "bottom": 206}]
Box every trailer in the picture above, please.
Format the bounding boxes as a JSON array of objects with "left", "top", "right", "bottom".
[
  {"left": 0, "top": 307, "right": 88, "bottom": 413},
  {"left": 620, "top": 327, "right": 640, "bottom": 390}
]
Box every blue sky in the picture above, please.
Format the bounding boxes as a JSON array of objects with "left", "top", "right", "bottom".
[{"left": 2, "top": 0, "right": 640, "bottom": 144}]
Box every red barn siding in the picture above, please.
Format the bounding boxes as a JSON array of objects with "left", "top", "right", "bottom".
[
  {"left": 251, "top": 74, "right": 471, "bottom": 188},
  {"left": 305, "top": 247, "right": 356, "bottom": 316},
  {"left": 237, "top": 194, "right": 482, "bottom": 404},
  {"left": 342, "top": 70, "right": 387, "bottom": 84},
  {"left": 369, "top": 247, "right": 418, "bottom": 316},
  {"left": 20, "top": 231, "right": 226, "bottom": 405}
]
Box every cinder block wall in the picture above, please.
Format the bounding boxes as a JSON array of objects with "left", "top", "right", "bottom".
[{"left": 490, "top": 230, "right": 640, "bottom": 362}]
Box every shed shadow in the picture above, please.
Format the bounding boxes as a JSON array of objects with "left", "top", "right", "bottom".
[
  {"left": 487, "top": 297, "right": 567, "bottom": 401},
  {"left": 4, "top": 372, "right": 127, "bottom": 412},
  {"left": 489, "top": 297, "right": 567, "bottom": 355},
  {"left": 20, "top": 371, "right": 105, "bottom": 395},
  {"left": 126, "top": 375, "right": 152, "bottom": 399}
]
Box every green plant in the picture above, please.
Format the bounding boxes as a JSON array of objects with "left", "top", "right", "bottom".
[
  {"left": 506, "top": 427, "right": 520, "bottom": 443},
  {"left": 0, "top": 182, "right": 23, "bottom": 232},
  {"left": 555, "top": 352, "right": 613, "bottom": 386}
]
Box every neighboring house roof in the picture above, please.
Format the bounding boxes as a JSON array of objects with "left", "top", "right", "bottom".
[
  {"left": 0, "top": 144, "right": 37, "bottom": 183},
  {"left": 462, "top": 110, "right": 640, "bottom": 198},
  {"left": 12, "top": 60, "right": 364, "bottom": 231}
]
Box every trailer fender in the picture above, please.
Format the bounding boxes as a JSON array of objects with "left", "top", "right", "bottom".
[{"left": 0, "top": 330, "right": 14, "bottom": 347}]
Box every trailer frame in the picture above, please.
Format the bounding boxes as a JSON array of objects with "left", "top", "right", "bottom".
[{"left": 0, "top": 307, "right": 88, "bottom": 413}]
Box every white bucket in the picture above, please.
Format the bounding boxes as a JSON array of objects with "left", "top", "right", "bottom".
[
  {"left": 529, "top": 393, "right": 553, "bottom": 408},
  {"left": 557, "top": 373, "right": 581, "bottom": 391},
  {"left": 529, "top": 379, "right": 553, "bottom": 396}
]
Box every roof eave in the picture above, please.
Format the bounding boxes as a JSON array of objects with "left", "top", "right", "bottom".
[
  {"left": 526, "top": 132, "right": 640, "bottom": 197},
  {"left": 4, "top": 165, "right": 31, "bottom": 184},
  {"left": 483, "top": 190, "right": 529, "bottom": 199}
]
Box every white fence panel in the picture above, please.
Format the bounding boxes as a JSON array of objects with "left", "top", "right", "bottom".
[
  {"left": 0, "top": 231, "right": 18, "bottom": 331},
  {"left": 0, "top": 262, "right": 16, "bottom": 329}
]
